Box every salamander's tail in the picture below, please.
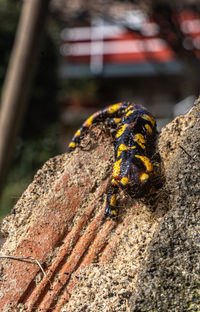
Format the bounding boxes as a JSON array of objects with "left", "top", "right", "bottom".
[{"left": 67, "top": 102, "right": 130, "bottom": 152}]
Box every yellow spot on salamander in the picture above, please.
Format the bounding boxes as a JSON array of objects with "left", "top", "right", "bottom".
[
  {"left": 113, "top": 118, "right": 121, "bottom": 124},
  {"left": 117, "top": 144, "right": 127, "bottom": 157},
  {"left": 69, "top": 142, "right": 76, "bottom": 148},
  {"left": 111, "top": 178, "right": 119, "bottom": 186},
  {"left": 84, "top": 116, "right": 93, "bottom": 127},
  {"left": 84, "top": 111, "right": 98, "bottom": 127},
  {"left": 116, "top": 124, "right": 127, "bottom": 138},
  {"left": 125, "top": 105, "right": 133, "bottom": 112},
  {"left": 110, "top": 194, "right": 117, "bottom": 207},
  {"left": 135, "top": 155, "right": 153, "bottom": 173},
  {"left": 75, "top": 129, "right": 81, "bottom": 137},
  {"left": 110, "top": 210, "right": 117, "bottom": 216},
  {"left": 135, "top": 133, "right": 146, "bottom": 149},
  {"left": 113, "top": 158, "right": 122, "bottom": 178},
  {"left": 145, "top": 124, "right": 152, "bottom": 134},
  {"left": 107, "top": 103, "right": 121, "bottom": 114},
  {"left": 117, "top": 144, "right": 136, "bottom": 157},
  {"left": 142, "top": 114, "right": 156, "bottom": 126},
  {"left": 140, "top": 173, "right": 149, "bottom": 182},
  {"left": 120, "top": 177, "right": 129, "bottom": 185},
  {"left": 126, "top": 109, "right": 135, "bottom": 117}
]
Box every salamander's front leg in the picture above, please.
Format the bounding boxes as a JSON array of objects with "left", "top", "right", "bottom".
[{"left": 104, "top": 180, "right": 119, "bottom": 218}]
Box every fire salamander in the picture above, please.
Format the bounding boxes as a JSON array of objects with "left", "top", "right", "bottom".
[{"left": 68, "top": 102, "right": 157, "bottom": 218}]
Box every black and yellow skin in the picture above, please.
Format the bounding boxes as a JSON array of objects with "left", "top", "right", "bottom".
[{"left": 68, "top": 102, "right": 157, "bottom": 218}]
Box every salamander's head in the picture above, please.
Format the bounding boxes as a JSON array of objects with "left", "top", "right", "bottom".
[{"left": 119, "top": 161, "right": 151, "bottom": 197}]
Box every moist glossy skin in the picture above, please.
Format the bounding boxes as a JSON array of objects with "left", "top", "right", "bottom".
[{"left": 68, "top": 102, "right": 157, "bottom": 218}]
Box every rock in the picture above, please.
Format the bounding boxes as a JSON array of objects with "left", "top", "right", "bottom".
[
  {"left": 130, "top": 98, "right": 200, "bottom": 311},
  {"left": 0, "top": 99, "right": 199, "bottom": 311}
]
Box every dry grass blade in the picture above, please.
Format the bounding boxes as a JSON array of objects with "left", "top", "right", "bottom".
[{"left": 0, "top": 254, "right": 48, "bottom": 280}]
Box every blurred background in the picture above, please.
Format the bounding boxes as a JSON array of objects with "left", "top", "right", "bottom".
[{"left": 0, "top": 0, "right": 200, "bottom": 218}]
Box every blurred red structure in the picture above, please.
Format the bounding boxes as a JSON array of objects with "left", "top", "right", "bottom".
[{"left": 60, "top": 9, "right": 200, "bottom": 77}]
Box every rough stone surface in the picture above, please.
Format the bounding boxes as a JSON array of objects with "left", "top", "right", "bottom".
[
  {"left": 64, "top": 99, "right": 200, "bottom": 312},
  {"left": 130, "top": 98, "right": 200, "bottom": 311},
  {"left": 0, "top": 98, "right": 199, "bottom": 312}
]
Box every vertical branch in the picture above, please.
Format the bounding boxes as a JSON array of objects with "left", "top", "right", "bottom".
[{"left": 0, "top": 0, "right": 51, "bottom": 196}]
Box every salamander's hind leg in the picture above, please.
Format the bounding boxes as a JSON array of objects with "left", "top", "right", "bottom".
[
  {"left": 105, "top": 181, "right": 119, "bottom": 218},
  {"left": 68, "top": 102, "right": 129, "bottom": 152}
]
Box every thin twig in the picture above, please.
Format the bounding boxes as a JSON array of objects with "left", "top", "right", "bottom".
[
  {"left": 0, "top": 254, "right": 48, "bottom": 280},
  {"left": 180, "top": 145, "right": 195, "bottom": 161}
]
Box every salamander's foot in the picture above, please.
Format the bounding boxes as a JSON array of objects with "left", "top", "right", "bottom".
[
  {"left": 105, "top": 185, "right": 118, "bottom": 218},
  {"left": 104, "top": 205, "right": 118, "bottom": 218},
  {"left": 68, "top": 141, "right": 76, "bottom": 153}
]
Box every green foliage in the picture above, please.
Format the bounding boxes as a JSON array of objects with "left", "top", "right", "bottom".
[
  {"left": 0, "top": 125, "right": 59, "bottom": 218},
  {"left": 0, "top": 176, "right": 31, "bottom": 219}
]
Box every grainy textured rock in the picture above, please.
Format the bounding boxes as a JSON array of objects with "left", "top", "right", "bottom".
[
  {"left": 64, "top": 100, "right": 200, "bottom": 312},
  {"left": 130, "top": 98, "right": 200, "bottom": 311},
  {"left": 0, "top": 98, "right": 199, "bottom": 312},
  {"left": 0, "top": 125, "right": 162, "bottom": 311}
]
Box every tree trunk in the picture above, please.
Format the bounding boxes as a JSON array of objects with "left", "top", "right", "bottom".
[{"left": 0, "top": 0, "right": 51, "bottom": 196}]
